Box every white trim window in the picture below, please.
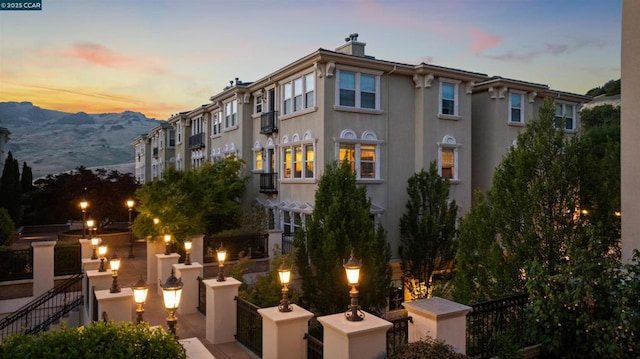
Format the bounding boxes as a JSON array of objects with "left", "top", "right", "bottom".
[
  {"left": 283, "top": 211, "right": 304, "bottom": 234},
  {"left": 439, "top": 80, "right": 459, "bottom": 116},
  {"left": 176, "top": 122, "right": 182, "bottom": 144},
  {"left": 337, "top": 70, "right": 380, "bottom": 110},
  {"left": 225, "top": 100, "right": 238, "bottom": 128},
  {"left": 281, "top": 132, "right": 316, "bottom": 180},
  {"left": 335, "top": 129, "right": 382, "bottom": 180},
  {"left": 555, "top": 103, "right": 576, "bottom": 131},
  {"left": 212, "top": 111, "right": 222, "bottom": 136},
  {"left": 255, "top": 94, "right": 263, "bottom": 114},
  {"left": 509, "top": 92, "right": 524, "bottom": 123},
  {"left": 252, "top": 142, "right": 264, "bottom": 172},
  {"left": 437, "top": 135, "right": 461, "bottom": 181},
  {"left": 282, "top": 73, "right": 315, "bottom": 115}
]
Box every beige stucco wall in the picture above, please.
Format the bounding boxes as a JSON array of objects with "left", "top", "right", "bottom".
[{"left": 621, "top": 0, "right": 640, "bottom": 263}]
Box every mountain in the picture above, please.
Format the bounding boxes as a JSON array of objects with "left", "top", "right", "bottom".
[{"left": 0, "top": 102, "right": 162, "bottom": 179}]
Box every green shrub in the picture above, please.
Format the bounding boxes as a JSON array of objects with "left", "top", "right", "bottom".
[
  {"left": 0, "top": 321, "right": 186, "bottom": 358},
  {"left": 387, "top": 336, "right": 467, "bottom": 359}
]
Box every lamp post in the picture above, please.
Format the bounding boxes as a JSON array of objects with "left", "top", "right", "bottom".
[
  {"left": 161, "top": 268, "right": 183, "bottom": 337},
  {"left": 216, "top": 244, "right": 227, "bottom": 282},
  {"left": 184, "top": 240, "right": 192, "bottom": 265},
  {"left": 80, "top": 200, "right": 88, "bottom": 239},
  {"left": 127, "top": 199, "right": 135, "bottom": 259},
  {"left": 109, "top": 253, "right": 121, "bottom": 293},
  {"left": 98, "top": 245, "right": 108, "bottom": 272},
  {"left": 132, "top": 276, "right": 148, "bottom": 324},
  {"left": 277, "top": 262, "right": 293, "bottom": 312},
  {"left": 86, "top": 218, "right": 95, "bottom": 238},
  {"left": 90, "top": 236, "right": 100, "bottom": 260},
  {"left": 344, "top": 249, "right": 364, "bottom": 321},
  {"left": 164, "top": 233, "right": 172, "bottom": 255}
]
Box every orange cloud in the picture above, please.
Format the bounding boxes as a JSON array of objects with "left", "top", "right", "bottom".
[
  {"left": 468, "top": 27, "right": 501, "bottom": 55},
  {"left": 65, "top": 42, "right": 135, "bottom": 68}
]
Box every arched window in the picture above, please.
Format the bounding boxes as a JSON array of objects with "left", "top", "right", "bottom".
[{"left": 437, "top": 135, "right": 461, "bottom": 181}]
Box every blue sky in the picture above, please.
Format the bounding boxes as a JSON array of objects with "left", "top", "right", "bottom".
[{"left": 0, "top": 0, "right": 622, "bottom": 119}]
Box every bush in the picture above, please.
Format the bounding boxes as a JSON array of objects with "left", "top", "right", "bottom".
[
  {"left": 388, "top": 336, "right": 467, "bottom": 359},
  {"left": 0, "top": 208, "right": 15, "bottom": 247},
  {"left": 0, "top": 321, "right": 186, "bottom": 358}
]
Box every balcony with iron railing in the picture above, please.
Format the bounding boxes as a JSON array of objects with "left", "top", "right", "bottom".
[
  {"left": 260, "top": 111, "right": 278, "bottom": 134},
  {"left": 189, "top": 132, "right": 205, "bottom": 149},
  {"left": 259, "top": 172, "right": 278, "bottom": 193}
]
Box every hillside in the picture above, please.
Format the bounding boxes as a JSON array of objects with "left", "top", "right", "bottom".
[{"left": 0, "top": 102, "right": 162, "bottom": 178}]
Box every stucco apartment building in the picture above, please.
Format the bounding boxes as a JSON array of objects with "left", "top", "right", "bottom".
[{"left": 132, "top": 35, "right": 591, "bottom": 259}]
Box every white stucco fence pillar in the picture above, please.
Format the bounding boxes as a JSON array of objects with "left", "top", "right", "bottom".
[
  {"left": 146, "top": 238, "right": 165, "bottom": 293},
  {"left": 318, "top": 311, "right": 392, "bottom": 359},
  {"left": 95, "top": 288, "right": 133, "bottom": 323},
  {"left": 32, "top": 241, "right": 56, "bottom": 297},
  {"left": 203, "top": 277, "right": 241, "bottom": 344},
  {"left": 258, "top": 304, "right": 314, "bottom": 359},
  {"left": 156, "top": 253, "right": 180, "bottom": 295},
  {"left": 403, "top": 296, "right": 472, "bottom": 354},
  {"left": 174, "top": 262, "right": 203, "bottom": 315}
]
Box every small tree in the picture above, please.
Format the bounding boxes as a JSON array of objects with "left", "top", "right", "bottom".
[
  {"left": 399, "top": 162, "right": 458, "bottom": 300},
  {"left": 0, "top": 208, "right": 15, "bottom": 247},
  {"left": 0, "top": 151, "right": 21, "bottom": 224},
  {"left": 294, "top": 161, "right": 392, "bottom": 316}
]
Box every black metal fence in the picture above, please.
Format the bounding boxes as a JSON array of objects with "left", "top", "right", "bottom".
[
  {"left": 235, "top": 296, "right": 262, "bottom": 357},
  {"left": 466, "top": 293, "right": 533, "bottom": 358},
  {"left": 0, "top": 248, "right": 33, "bottom": 282},
  {"left": 281, "top": 232, "right": 294, "bottom": 255},
  {"left": 387, "top": 316, "right": 413, "bottom": 355},
  {"left": 54, "top": 244, "right": 82, "bottom": 276},
  {"left": 0, "top": 273, "right": 84, "bottom": 341},
  {"left": 204, "top": 233, "right": 268, "bottom": 263},
  {"left": 197, "top": 276, "right": 206, "bottom": 315}
]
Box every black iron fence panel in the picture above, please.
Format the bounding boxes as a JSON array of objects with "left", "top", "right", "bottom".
[
  {"left": 235, "top": 296, "right": 262, "bottom": 357},
  {"left": 466, "top": 293, "right": 534, "bottom": 358},
  {"left": 204, "top": 234, "right": 268, "bottom": 263},
  {"left": 197, "top": 276, "right": 206, "bottom": 315},
  {"left": 387, "top": 316, "right": 412, "bottom": 356},
  {"left": 306, "top": 332, "right": 323, "bottom": 359},
  {"left": 0, "top": 248, "right": 33, "bottom": 282},
  {"left": 54, "top": 244, "right": 82, "bottom": 276},
  {"left": 282, "top": 232, "right": 294, "bottom": 255},
  {"left": 0, "top": 273, "right": 83, "bottom": 341}
]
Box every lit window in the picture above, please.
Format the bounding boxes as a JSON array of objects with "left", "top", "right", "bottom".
[
  {"left": 254, "top": 149, "right": 263, "bottom": 171},
  {"left": 360, "top": 144, "right": 376, "bottom": 178},
  {"left": 281, "top": 135, "right": 316, "bottom": 180},
  {"left": 339, "top": 143, "right": 356, "bottom": 173},
  {"left": 438, "top": 135, "right": 460, "bottom": 181},
  {"left": 441, "top": 149, "right": 455, "bottom": 179},
  {"left": 283, "top": 147, "right": 292, "bottom": 179},
  {"left": 336, "top": 130, "right": 381, "bottom": 180},
  {"left": 304, "top": 144, "right": 314, "bottom": 178}
]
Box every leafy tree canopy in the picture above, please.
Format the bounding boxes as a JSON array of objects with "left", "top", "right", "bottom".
[{"left": 132, "top": 157, "right": 247, "bottom": 242}]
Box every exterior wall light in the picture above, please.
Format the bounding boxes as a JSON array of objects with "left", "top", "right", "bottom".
[
  {"left": 278, "top": 262, "right": 293, "bottom": 312},
  {"left": 216, "top": 244, "right": 227, "bottom": 282},
  {"left": 98, "top": 245, "right": 108, "bottom": 272},
  {"left": 161, "top": 268, "right": 183, "bottom": 337},
  {"left": 109, "top": 253, "right": 121, "bottom": 293},
  {"left": 184, "top": 240, "right": 192, "bottom": 265},
  {"left": 344, "top": 249, "right": 364, "bottom": 321},
  {"left": 132, "top": 276, "right": 148, "bottom": 324}
]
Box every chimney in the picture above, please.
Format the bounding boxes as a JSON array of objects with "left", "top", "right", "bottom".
[{"left": 335, "top": 33, "right": 368, "bottom": 58}]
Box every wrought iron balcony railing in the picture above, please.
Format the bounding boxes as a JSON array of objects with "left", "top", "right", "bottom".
[
  {"left": 260, "top": 111, "right": 278, "bottom": 134},
  {"left": 189, "top": 132, "right": 205, "bottom": 149},
  {"left": 259, "top": 172, "right": 278, "bottom": 193}
]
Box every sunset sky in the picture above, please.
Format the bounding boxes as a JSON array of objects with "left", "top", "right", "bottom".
[{"left": 0, "top": 0, "right": 622, "bottom": 120}]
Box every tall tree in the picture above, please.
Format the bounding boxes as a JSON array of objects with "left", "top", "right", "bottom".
[
  {"left": 0, "top": 151, "right": 21, "bottom": 224},
  {"left": 294, "top": 161, "right": 392, "bottom": 316},
  {"left": 20, "top": 162, "right": 33, "bottom": 194},
  {"left": 399, "top": 162, "right": 458, "bottom": 300}
]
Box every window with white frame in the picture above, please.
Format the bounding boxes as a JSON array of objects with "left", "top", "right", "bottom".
[
  {"left": 281, "top": 133, "right": 316, "bottom": 180},
  {"left": 438, "top": 135, "right": 461, "bottom": 181},
  {"left": 225, "top": 100, "right": 237, "bottom": 128},
  {"left": 509, "top": 92, "right": 524, "bottom": 123},
  {"left": 212, "top": 111, "right": 222, "bottom": 136},
  {"left": 255, "top": 95, "right": 263, "bottom": 114},
  {"left": 439, "top": 81, "right": 458, "bottom": 116},
  {"left": 177, "top": 122, "right": 182, "bottom": 144},
  {"left": 555, "top": 103, "right": 576, "bottom": 131},
  {"left": 281, "top": 73, "right": 315, "bottom": 115},
  {"left": 337, "top": 70, "right": 380, "bottom": 109},
  {"left": 253, "top": 142, "right": 264, "bottom": 171},
  {"left": 336, "top": 129, "right": 381, "bottom": 180},
  {"left": 283, "top": 211, "right": 304, "bottom": 234}
]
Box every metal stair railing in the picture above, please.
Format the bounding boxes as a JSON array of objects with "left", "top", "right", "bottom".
[{"left": 0, "top": 272, "right": 84, "bottom": 341}]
